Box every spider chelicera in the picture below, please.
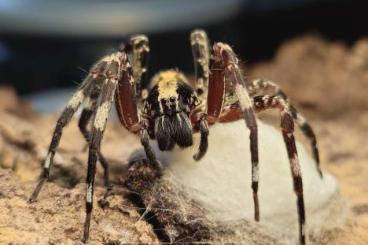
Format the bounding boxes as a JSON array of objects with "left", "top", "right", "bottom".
[{"left": 29, "top": 30, "right": 322, "bottom": 244}]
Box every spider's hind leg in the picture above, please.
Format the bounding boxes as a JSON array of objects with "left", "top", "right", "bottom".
[
  {"left": 248, "top": 79, "right": 322, "bottom": 177},
  {"left": 253, "top": 95, "right": 306, "bottom": 245}
]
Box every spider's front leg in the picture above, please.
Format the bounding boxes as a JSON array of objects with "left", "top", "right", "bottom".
[
  {"left": 115, "top": 35, "right": 161, "bottom": 171},
  {"left": 190, "top": 30, "right": 210, "bottom": 160},
  {"left": 83, "top": 41, "right": 159, "bottom": 242},
  {"left": 29, "top": 61, "right": 107, "bottom": 203},
  {"left": 125, "top": 34, "right": 150, "bottom": 100},
  {"left": 78, "top": 91, "right": 111, "bottom": 189},
  {"left": 253, "top": 95, "right": 306, "bottom": 245},
  {"left": 209, "top": 42, "right": 260, "bottom": 222},
  {"left": 81, "top": 53, "right": 132, "bottom": 242},
  {"left": 28, "top": 50, "right": 128, "bottom": 243},
  {"left": 191, "top": 29, "right": 210, "bottom": 99},
  {"left": 139, "top": 119, "right": 162, "bottom": 171}
]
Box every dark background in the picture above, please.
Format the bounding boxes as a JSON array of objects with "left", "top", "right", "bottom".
[{"left": 0, "top": 0, "right": 366, "bottom": 95}]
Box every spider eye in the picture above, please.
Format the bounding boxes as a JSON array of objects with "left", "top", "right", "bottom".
[
  {"left": 161, "top": 99, "right": 167, "bottom": 104},
  {"left": 169, "top": 97, "right": 176, "bottom": 102},
  {"left": 196, "top": 88, "right": 204, "bottom": 95}
]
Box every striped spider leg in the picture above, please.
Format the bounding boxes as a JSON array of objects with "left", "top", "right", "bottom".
[
  {"left": 82, "top": 59, "right": 122, "bottom": 242},
  {"left": 191, "top": 31, "right": 260, "bottom": 223},
  {"left": 115, "top": 36, "right": 162, "bottom": 171},
  {"left": 29, "top": 51, "right": 127, "bottom": 242},
  {"left": 78, "top": 35, "right": 150, "bottom": 192},
  {"left": 211, "top": 43, "right": 307, "bottom": 244},
  {"left": 190, "top": 30, "right": 211, "bottom": 160},
  {"left": 124, "top": 34, "right": 150, "bottom": 101},
  {"left": 78, "top": 83, "right": 111, "bottom": 189},
  {"left": 29, "top": 34, "right": 160, "bottom": 242},
  {"left": 252, "top": 94, "right": 307, "bottom": 244},
  {"left": 195, "top": 37, "right": 261, "bottom": 223},
  {"left": 247, "top": 79, "right": 322, "bottom": 177},
  {"left": 191, "top": 29, "right": 210, "bottom": 101},
  {"left": 82, "top": 36, "right": 160, "bottom": 242},
  {"left": 29, "top": 57, "right": 111, "bottom": 203},
  {"left": 191, "top": 29, "right": 309, "bottom": 244},
  {"left": 117, "top": 35, "right": 159, "bottom": 167}
]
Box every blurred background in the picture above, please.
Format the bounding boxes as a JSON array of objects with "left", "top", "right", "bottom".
[
  {"left": 0, "top": 0, "right": 367, "bottom": 96},
  {"left": 1, "top": 2, "right": 368, "bottom": 243}
]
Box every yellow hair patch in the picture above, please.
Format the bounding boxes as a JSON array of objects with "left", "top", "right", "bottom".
[{"left": 152, "top": 70, "right": 188, "bottom": 100}]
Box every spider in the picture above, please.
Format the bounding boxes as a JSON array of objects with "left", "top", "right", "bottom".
[{"left": 29, "top": 30, "right": 322, "bottom": 244}]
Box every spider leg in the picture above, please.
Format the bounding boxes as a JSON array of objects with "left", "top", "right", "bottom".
[
  {"left": 253, "top": 95, "right": 306, "bottom": 245},
  {"left": 140, "top": 119, "right": 162, "bottom": 171},
  {"left": 211, "top": 42, "right": 260, "bottom": 222},
  {"left": 231, "top": 80, "right": 260, "bottom": 222},
  {"left": 113, "top": 43, "right": 162, "bottom": 173},
  {"left": 125, "top": 34, "right": 150, "bottom": 101},
  {"left": 193, "top": 115, "right": 209, "bottom": 161},
  {"left": 190, "top": 30, "right": 211, "bottom": 160},
  {"left": 83, "top": 67, "right": 120, "bottom": 243},
  {"left": 248, "top": 79, "right": 322, "bottom": 178},
  {"left": 28, "top": 72, "right": 101, "bottom": 203},
  {"left": 78, "top": 94, "right": 111, "bottom": 189},
  {"left": 190, "top": 29, "right": 210, "bottom": 100}
]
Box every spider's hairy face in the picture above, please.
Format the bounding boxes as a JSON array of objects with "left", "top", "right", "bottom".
[{"left": 144, "top": 70, "right": 199, "bottom": 151}]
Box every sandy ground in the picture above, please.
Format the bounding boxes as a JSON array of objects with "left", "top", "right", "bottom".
[{"left": 0, "top": 35, "right": 367, "bottom": 244}]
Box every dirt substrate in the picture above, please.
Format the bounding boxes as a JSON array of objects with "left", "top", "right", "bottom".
[{"left": 1, "top": 35, "right": 368, "bottom": 244}]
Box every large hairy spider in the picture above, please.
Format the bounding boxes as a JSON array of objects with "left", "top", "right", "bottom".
[{"left": 29, "top": 30, "right": 321, "bottom": 244}]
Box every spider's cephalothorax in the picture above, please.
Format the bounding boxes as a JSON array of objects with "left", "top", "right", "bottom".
[
  {"left": 29, "top": 30, "right": 322, "bottom": 244},
  {"left": 143, "top": 70, "right": 199, "bottom": 151}
]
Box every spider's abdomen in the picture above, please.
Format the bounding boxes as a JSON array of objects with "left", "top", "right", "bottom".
[{"left": 144, "top": 70, "right": 198, "bottom": 151}]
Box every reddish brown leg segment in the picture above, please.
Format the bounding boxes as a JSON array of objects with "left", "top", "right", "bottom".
[
  {"left": 115, "top": 43, "right": 160, "bottom": 171},
  {"left": 115, "top": 64, "right": 141, "bottom": 133},
  {"left": 207, "top": 63, "right": 225, "bottom": 124}
]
